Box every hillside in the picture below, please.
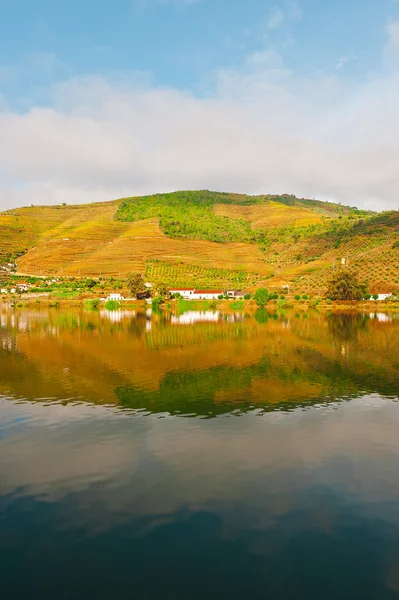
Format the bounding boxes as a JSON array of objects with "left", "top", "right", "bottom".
[{"left": 1, "top": 190, "right": 398, "bottom": 293}]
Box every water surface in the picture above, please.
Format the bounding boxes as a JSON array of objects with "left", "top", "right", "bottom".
[{"left": 1, "top": 307, "right": 399, "bottom": 599}]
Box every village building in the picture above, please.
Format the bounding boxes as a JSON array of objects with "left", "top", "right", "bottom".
[
  {"left": 107, "top": 293, "right": 124, "bottom": 301},
  {"left": 373, "top": 294, "right": 391, "bottom": 301},
  {"left": 191, "top": 289, "right": 224, "bottom": 300},
  {"left": 169, "top": 288, "right": 195, "bottom": 298},
  {"left": 169, "top": 288, "right": 242, "bottom": 300}
]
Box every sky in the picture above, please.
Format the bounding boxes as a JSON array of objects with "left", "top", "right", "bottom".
[{"left": 0, "top": 0, "right": 399, "bottom": 211}]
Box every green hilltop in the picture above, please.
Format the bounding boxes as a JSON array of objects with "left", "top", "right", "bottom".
[{"left": 0, "top": 190, "right": 398, "bottom": 294}]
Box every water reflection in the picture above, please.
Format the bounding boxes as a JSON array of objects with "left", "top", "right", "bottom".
[
  {"left": 0, "top": 307, "right": 398, "bottom": 415},
  {"left": 1, "top": 308, "right": 399, "bottom": 598}
]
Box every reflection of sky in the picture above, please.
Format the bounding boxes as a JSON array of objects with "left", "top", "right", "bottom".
[
  {"left": 3, "top": 397, "right": 399, "bottom": 597},
  {"left": 2, "top": 396, "right": 399, "bottom": 518}
]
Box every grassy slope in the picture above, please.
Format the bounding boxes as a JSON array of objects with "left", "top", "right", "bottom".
[{"left": 1, "top": 190, "right": 398, "bottom": 293}]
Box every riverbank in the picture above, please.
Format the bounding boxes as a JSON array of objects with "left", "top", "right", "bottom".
[{"left": 1, "top": 295, "right": 399, "bottom": 313}]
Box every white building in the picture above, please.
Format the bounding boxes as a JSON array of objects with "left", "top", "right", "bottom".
[
  {"left": 107, "top": 293, "right": 124, "bottom": 301},
  {"left": 169, "top": 288, "right": 195, "bottom": 298},
  {"left": 0, "top": 288, "right": 7, "bottom": 294},
  {"left": 191, "top": 289, "right": 223, "bottom": 300},
  {"left": 373, "top": 294, "right": 391, "bottom": 301}
]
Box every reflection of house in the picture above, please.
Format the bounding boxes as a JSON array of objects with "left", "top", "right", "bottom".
[{"left": 171, "top": 311, "right": 220, "bottom": 324}]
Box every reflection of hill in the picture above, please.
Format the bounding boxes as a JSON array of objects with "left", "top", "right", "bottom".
[{"left": 0, "top": 309, "right": 398, "bottom": 416}]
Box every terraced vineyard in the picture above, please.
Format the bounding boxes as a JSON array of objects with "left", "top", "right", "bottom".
[
  {"left": 1, "top": 190, "right": 398, "bottom": 293},
  {"left": 145, "top": 261, "right": 261, "bottom": 289}
]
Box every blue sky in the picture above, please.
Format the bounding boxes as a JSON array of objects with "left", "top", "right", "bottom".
[{"left": 0, "top": 0, "right": 399, "bottom": 209}]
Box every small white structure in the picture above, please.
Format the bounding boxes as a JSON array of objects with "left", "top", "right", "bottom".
[
  {"left": 169, "top": 288, "right": 195, "bottom": 299},
  {"left": 225, "top": 289, "right": 243, "bottom": 298},
  {"left": 191, "top": 289, "right": 223, "bottom": 300},
  {"left": 107, "top": 293, "right": 124, "bottom": 301},
  {"left": 0, "top": 288, "right": 7, "bottom": 294},
  {"left": 10, "top": 288, "right": 16, "bottom": 294},
  {"left": 17, "top": 284, "right": 29, "bottom": 292},
  {"left": 372, "top": 294, "right": 391, "bottom": 301}
]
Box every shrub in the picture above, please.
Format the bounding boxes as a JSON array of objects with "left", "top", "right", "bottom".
[
  {"left": 294, "top": 294, "right": 300, "bottom": 301},
  {"left": 84, "top": 298, "right": 100, "bottom": 310},
  {"left": 280, "top": 295, "right": 285, "bottom": 300},
  {"left": 151, "top": 296, "right": 163, "bottom": 310},
  {"left": 302, "top": 294, "right": 308, "bottom": 300},
  {"left": 373, "top": 294, "right": 379, "bottom": 301},
  {"left": 254, "top": 288, "right": 269, "bottom": 308},
  {"left": 244, "top": 293, "right": 251, "bottom": 300},
  {"left": 218, "top": 294, "right": 224, "bottom": 300},
  {"left": 105, "top": 299, "right": 120, "bottom": 310}
]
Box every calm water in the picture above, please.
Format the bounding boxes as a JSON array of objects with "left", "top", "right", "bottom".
[{"left": 1, "top": 307, "right": 399, "bottom": 599}]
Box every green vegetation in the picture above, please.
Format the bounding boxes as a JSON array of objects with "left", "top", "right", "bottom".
[
  {"left": 231, "top": 301, "right": 245, "bottom": 310},
  {"left": 115, "top": 190, "right": 361, "bottom": 246},
  {"left": 325, "top": 270, "right": 369, "bottom": 301},
  {"left": 151, "top": 297, "right": 163, "bottom": 310},
  {"left": 105, "top": 299, "right": 120, "bottom": 310},
  {"left": 84, "top": 298, "right": 100, "bottom": 310},
  {"left": 254, "top": 288, "right": 270, "bottom": 308},
  {"left": 116, "top": 191, "right": 256, "bottom": 243}
]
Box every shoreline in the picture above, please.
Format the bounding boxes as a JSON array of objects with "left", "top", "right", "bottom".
[{"left": 1, "top": 296, "right": 399, "bottom": 313}]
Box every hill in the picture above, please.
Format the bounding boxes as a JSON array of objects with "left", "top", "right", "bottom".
[{"left": 0, "top": 190, "right": 398, "bottom": 293}]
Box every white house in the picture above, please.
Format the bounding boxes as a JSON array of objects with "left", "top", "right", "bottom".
[
  {"left": 0, "top": 288, "right": 7, "bottom": 294},
  {"left": 373, "top": 294, "right": 391, "bottom": 301},
  {"left": 191, "top": 289, "right": 224, "bottom": 300},
  {"left": 225, "top": 289, "right": 243, "bottom": 298},
  {"left": 17, "top": 284, "right": 29, "bottom": 292},
  {"left": 169, "top": 288, "right": 195, "bottom": 298},
  {"left": 107, "top": 293, "right": 124, "bottom": 301}
]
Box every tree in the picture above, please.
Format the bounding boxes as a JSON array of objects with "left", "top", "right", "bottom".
[
  {"left": 155, "top": 282, "right": 170, "bottom": 298},
  {"left": 244, "top": 293, "right": 251, "bottom": 300},
  {"left": 127, "top": 272, "right": 146, "bottom": 298},
  {"left": 254, "top": 287, "right": 269, "bottom": 308},
  {"left": 325, "top": 270, "right": 368, "bottom": 301}
]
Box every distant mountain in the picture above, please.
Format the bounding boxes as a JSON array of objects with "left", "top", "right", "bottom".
[{"left": 1, "top": 190, "right": 398, "bottom": 293}]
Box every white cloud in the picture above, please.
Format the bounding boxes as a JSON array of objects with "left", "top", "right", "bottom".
[
  {"left": 1, "top": 49, "right": 399, "bottom": 212},
  {"left": 266, "top": 7, "right": 285, "bottom": 30},
  {"left": 386, "top": 19, "right": 399, "bottom": 51}
]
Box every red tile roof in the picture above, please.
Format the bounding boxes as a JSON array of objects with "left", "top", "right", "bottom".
[{"left": 194, "top": 290, "right": 223, "bottom": 294}]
